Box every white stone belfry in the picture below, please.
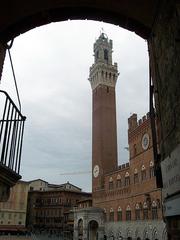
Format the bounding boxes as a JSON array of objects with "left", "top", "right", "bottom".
[{"left": 88, "top": 32, "right": 118, "bottom": 90}]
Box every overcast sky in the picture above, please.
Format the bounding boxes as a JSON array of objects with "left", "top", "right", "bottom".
[{"left": 0, "top": 20, "right": 149, "bottom": 192}]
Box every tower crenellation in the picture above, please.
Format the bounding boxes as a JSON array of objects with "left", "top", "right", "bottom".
[{"left": 128, "top": 112, "right": 150, "bottom": 133}]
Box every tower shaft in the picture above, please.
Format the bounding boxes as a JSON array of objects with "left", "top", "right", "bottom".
[
  {"left": 89, "top": 33, "right": 119, "bottom": 191},
  {"left": 92, "top": 85, "right": 118, "bottom": 175}
]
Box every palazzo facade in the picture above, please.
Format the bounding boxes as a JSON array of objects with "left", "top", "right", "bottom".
[{"left": 74, "top": 33, "right": 167, "bottom": 240}]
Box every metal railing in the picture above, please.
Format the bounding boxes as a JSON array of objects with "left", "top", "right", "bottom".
[{"left": 0, "top": 90, "right": 26, "bottom": 175}]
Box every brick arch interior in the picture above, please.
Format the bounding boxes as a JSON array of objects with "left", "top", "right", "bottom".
[{"left": 0, "top": 0, "right": 157, "bottom": 43}]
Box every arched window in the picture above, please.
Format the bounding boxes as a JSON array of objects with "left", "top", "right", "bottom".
[
  {"left": 141, "top": 165, "right": 146, "bottom": 181},
  {"left": 152, "top": 201, "right": 158, "bottom": 219},
  {"left": 109, "top": 177, "right": 114, "bottom": 190},
  {"left": 117, "top": 206, "right": 122, "bottom": 221},
  {"left": 125, "top": 172, "right": 130, "bottom": 186},
  {"left": 126, "top": 205, "right": 131, "bottom": 221},
  {"left": 149, "top": 161, "right": 155, "bottom": 178},
  {"left": 143, "top": 202, "right": 148, "bottom": 220},
  {"left": 134, "top": 169, "right": 139, "bottom": 184},
  {"left": 109, "top": 208, "right": 114, "bottom": 222},
  {"left": 116, "top": 175, "right": 122, "bottom": 188},
  {"left": 135, "top": 203, "right": 141, "bottom": 220}
]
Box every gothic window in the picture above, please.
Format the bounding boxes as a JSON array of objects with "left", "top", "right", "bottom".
[
  {"left": 109, "top": 208, "right": 114, "bottom": 221},
  {"left": 116, "top": 175, "right": 122, "bottom": 188},
  {"left": 143, "top": 202, "right": 148, "bottom": 220},
  {"left": 116, "top": 179, "right": 122, "bottom": 188},
  {"left": 109, "top": 177, "right": 114, "bottom": 190},
  {"left": 135, "top": 203, "right": 141, "bottom": 220},
  {"left": 152, "top": 207, "right": 158, "bottom": 219},
  {"left": 135, "top": 209, "right": 141, "bottom": 220},
  {"left": 143, "top": 208, "right": 148, "bottom": 220},
  {"left": 134, "top": 173, "right": 139, "bottom": 184},
  {"left": 104, "top": 49, "right": 108, "bottom": 61},
  {"left": 126, "top": 210, "right": 131, "bottom": 221},
  {"left": 126, "top": 206, "right": 131, "bottom": 221},
  {"left": 152, "top": 201, "right": 158, "bottom": 219},
  {"left": 117, "top": 207, "right": 122, "bottom": 221},
  {"left": 141, "top": 165, "right": 146, "bottom": 181},
  {"left": 125, "top": 177, "right": 130, "bottom": 186},
  {"left": 125, "top": 172, "right": 130, "bottom": 186}
]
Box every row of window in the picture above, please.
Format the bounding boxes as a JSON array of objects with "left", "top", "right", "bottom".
[
  {"left": 35, "top": 209, "right": 62, "bottom": 217},
  {"left": 108, "top": 167, "right": 154, "bottom": 190},
  {"left": 105, "top": 207, "right": 158, "bottom": 222},
  {"left": 35, "top": 197, "right": 78, "bottom": 206},
  {"left": 36, "top": 217, "right": 62, "bottom": 224},
  {"left": 0, "top": 220, "right": 22, "bottom": 225},
  {"left": 0, "top": 212, "right": 23, "bottom": 220}
]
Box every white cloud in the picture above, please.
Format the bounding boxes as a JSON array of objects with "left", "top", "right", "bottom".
[{"left": 0, "top": 20, "right": 148, "bottom": 192}]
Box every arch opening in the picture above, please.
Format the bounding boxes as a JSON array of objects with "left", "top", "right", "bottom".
[{"left": 88, "top": 220, "right": 98, "bottom": 240}]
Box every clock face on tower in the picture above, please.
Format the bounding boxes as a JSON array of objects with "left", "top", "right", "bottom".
[
  {"left": 141, "top": 133, "right": 150, "bottom": 150},
  {"left": 93, "top": 165, "right": 99, "bottom": 178}
]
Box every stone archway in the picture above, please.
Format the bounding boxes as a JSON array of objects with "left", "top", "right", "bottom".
[{"left": 88, "top": 220, "right": 99, "bottom": 240}]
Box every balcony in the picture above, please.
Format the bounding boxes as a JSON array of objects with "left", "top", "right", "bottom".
[{"left": 0, "top": 90, "right": 26, "bottom": 201}]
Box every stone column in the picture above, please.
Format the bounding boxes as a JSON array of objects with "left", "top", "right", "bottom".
[{"left": 0, "top": 42, "right": 6, "bottom": 82}]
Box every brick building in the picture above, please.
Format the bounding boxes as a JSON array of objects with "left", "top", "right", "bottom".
[
  {"left": 74, "top": 33, "right": 167, "bottom": 240},
  {"left": 26, "top": 181, "right": 91, "bottom": 238}
]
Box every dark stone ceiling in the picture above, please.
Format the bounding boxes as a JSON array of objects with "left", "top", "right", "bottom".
[{"left": 0, "top": 0, "right": 160, "bottom": 42}]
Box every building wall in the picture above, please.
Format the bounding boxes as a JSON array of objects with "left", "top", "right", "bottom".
[
  {"left": 27, "top": 189, "right": 91, "bottom": 235},
  {"left": 0, "top": 181, "right": 29, "bottom": 227},
  {"left": 92, "top": 113, "right": 166, "bottom": 239},
  {"left": 28, "top": 179, "right": 48, "bottom": 191}
]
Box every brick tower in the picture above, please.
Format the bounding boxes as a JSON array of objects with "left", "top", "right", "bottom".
[{"left": 89, "top": 33, "right": 119, "bottom": 192}]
